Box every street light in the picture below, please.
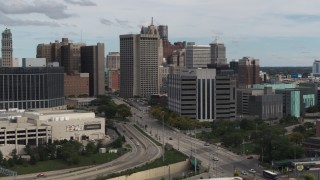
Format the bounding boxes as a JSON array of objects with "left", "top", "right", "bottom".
[{"left": 162, "top": 111, "right": 165, "bottom": 162}]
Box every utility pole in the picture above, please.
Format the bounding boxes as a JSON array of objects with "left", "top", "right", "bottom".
[{"left": 162, "top": 111, "right": 165, "bottom": 162}]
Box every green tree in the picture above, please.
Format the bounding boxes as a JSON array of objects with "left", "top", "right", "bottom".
[
  {"left": 240, "top": 119, "right": 255, "bottom": 130},
  {"left": 0, "top": 150, "right": 3, "bottom": 164},
  {"left": 299, "top": 172, "right": 316, "bottom": 180},
  {"left": 289, "top": 132, "right": 304, "bottom": 144},
  {"left": 293, "top": 125, "right": 306, "bottom": 134},
  {"left": 117, "top": 104, "right": 132, "bottom": 120},
  {"left": 85, "top": 142, "right": 97, "bottom": 155}
]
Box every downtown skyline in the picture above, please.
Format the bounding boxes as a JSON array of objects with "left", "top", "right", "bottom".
[{"left": 1, "top": 0, "right": 320, "bottom": 66}]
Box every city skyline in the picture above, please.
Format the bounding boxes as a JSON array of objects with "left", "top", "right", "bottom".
[{"left": 0, "top": 0, "right": 320, "bottom": 66}]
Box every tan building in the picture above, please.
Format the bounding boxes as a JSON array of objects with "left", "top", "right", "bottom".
[
  {"left": 119, "top": 20, "right": 163, "bottom": 98},
  {"left": 61, "top": 42, "right": 86, "bottom": 74},
  {"left": 1, "top": 28, "right": 13, "bottom": 67},
  {"left": 64, "top": 73, "right": 89, "bottom": 97},
  {"left": 159, "top": 66, "right": 169, "bottom": 94},
  {"left": 106, "top": 52, "right": 120, "bottom": 69},
  {"left": 81, "top": 43, "right": 105, "bottom": 96},
  {"left": 36, "top": 44, "right": 52, "bottom": 64}
]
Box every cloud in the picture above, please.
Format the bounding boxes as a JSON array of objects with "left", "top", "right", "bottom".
[
  {"left": 100, "top": 18, "right": 132, "bottom": 28},
  {"left": 64, "top": 0, "right": 96, "bottom": 6},
  {"left": 285, "top": 14, "right": 320, "bottom": 22},
  {"left": 100, "top": 18, "right": 113, "bottom": 26},
  {"left": 0, "top": 13, "right": 59, "bottom": 27},
  {"left": 0, "top": 0, "right": 73, "bottom": 19}
]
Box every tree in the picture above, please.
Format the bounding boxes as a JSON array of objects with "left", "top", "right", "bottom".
[
  {"left": 117, "top": 104, "right": 132, "bottom": 120},
  {"left": 85, "top": 142, "right": 97, "bottom": 155},
  {"left": 289, "top": 132, "right": 304, "bottom": 144},
  {"left": 0, "top": 150, "right": 3, "bottom": 164},
  {"left": 293, "top": 125, "right": 306, "bottom": 134},
  {"left": 240, "top": 119, "right": 255, "bottom": 130},
  {"left": 299, "top": 172, "right": 316, "bottom": 180}
]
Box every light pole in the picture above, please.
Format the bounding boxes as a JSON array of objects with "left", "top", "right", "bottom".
[{"left": 162, "top": 111, "right": 165, "bottom": 162}]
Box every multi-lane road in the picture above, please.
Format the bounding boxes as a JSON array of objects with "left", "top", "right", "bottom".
[
  {"left": 114, "top": 97, "right": 265, "bottom": 179},
  {"left": 3, "top": 123, "right": 162, "bottom": 180}
]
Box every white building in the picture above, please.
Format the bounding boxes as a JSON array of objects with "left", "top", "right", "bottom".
[
  {"left": 185, "top": 44, "right": 210, "bottom": 68},
  {"left": 22, "top": 58, "right": 46, "bottom": 67},
  {"left": 0, "top": 109, "right": 105, "bottom": 157}
]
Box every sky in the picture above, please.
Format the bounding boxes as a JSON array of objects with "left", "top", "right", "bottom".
[{"left": 1, "top": 0, "right": 320, "bottom": 66}]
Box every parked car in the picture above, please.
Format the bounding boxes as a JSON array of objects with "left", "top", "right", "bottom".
[
  {"left": 249, "top": 169, "right": 256, "bottom": 174},
  {"left": 204, "top": 142, "right": 210, "bottom": 146},
  {"left": 212, "top": 157, "right": 219, "bottom": 161}
]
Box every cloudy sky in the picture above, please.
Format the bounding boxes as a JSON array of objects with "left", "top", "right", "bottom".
[{"left": 1, "top": 0, "right": 320, "bottom": 66}]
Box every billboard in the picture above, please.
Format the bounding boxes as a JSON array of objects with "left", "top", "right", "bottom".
[
  {"left": 84, "top": 124, "right": 101, "bottom": 130},
  {"left": 66, "top": 124, "right": 84, "bottom": 132}
]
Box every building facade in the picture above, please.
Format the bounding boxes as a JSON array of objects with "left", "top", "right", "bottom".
[
  {"left": 0, "top": 67, "right": 64, "bottom": 109},
  {"left": 108, "top": 70, "right": 120, "bottom": 92},
  {"left": 210, "top": 39, "right": 227, "bottom": 65},
  {"left": 215, "top": 75, "right": 236, "bottom": 119},
  {"left": 238, "top": 57, "right": 260, "bottom": 88},
  {"left": 168, "top": 68, "right": 216, "bottom": 121},
  {"left": 106, "top": 52, "right": 120, "bottom": 69},
  {"left": 1, "top": 28, "right": 13, "bottom": 67},
  {"left": 61, "top": 43, "right": 85, "bottom": 74},
  {"left": 185, "top": 44, "right": 210, "bottom": 68},
  {"left": 159, "top": 66, "right": 169, "bottom": 94},
  {"left": 36, "top": 44, "right": 52, "bottom": 64},
  {"left": 119, "top": 22, "right": 163, "bottom": 98},
  {"left": 312, "top": 60, "right": 320, "bottom": 77},
  {"left": 64, "top": 73, "right": 89, "bottom": 97},
  {"left": 22, "top": 58, "right": 46, "bottom": 67},
  {"left": 81, "top": 43, "right": 105, "bottom": 96}
]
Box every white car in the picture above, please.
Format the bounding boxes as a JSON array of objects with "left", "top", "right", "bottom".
[
  {"left": 249, "top": 169, "right": 256, "bottom": 174},
  {"left": 212, "top": 157, "right": 219, "bottom": 161}
]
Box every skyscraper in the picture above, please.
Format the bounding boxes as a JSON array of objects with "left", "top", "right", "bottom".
[
  {"left": 36, "top": 44, "right": 52, "bottom": 64},
  {"left": 210, "top": 38, "right": 227, "bottom": 65},
  {"left": 81, "top": 43, "right": 105, "bottom": 96},
  {"left": 238, "top": 57, "right": 260, "bottom": 88},
  {"left": 61, "top": 42, "right": 85, "bottom": 74},
  {"left": 1, "top": 28, "right": 13, "bottom": 67},
  {"left": 119, "top": 19, "right": 163, "bottom": 98}
]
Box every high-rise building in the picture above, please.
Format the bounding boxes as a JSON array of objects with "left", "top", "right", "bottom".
[
  {"left": 229, "top": 60, "right": 239, "bottom": 74},
  {"left": 1, "top": 28, "right": 13, "bottom": 67},
  {"left": 312, "top": 60, "right": 320, "bottom": 77},
  {"left": 36, "top": 44, "right": 52, "bottom": 64},
  {"left": 238, "top": 57, "right": 260, "bottom": 88},
  {"left": 51, "top": 38, "right": 69, "bottom": 63},
  {"left": 106, "top": 52, "right": 120, "bottom": 69},
  {"left": 119, "top": 20, "right": 163, "bottom": 98},
  {"left": 171, "top": 49, "right": 186, "bottom": 67},
  {"left": 210, "top": 39, "right": 227, "bottom": 65},
  {"left": 64, "top": 73, "right": 89, "bottom": 97},
  {"left": 185, "top": 44, "right": 210, "bottom": 68},
  {"left": 81, "top": 43, "right": 105, "bottom": 96},
  {"left": 61, "top": 43, "right": 85, "bottom": 74},
  {"left": 159, "top": 66, "right": 169, "bottom": 94},
  {"left": 168, "top": 68, "right": 216, "bottom": 121},
  {"left": 108, "top": 70, "right": 120, "bottom": 92}
]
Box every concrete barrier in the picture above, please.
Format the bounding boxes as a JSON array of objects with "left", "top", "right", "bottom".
[{"left": 107, "top": 159, "right": 190, "bottom": 180}]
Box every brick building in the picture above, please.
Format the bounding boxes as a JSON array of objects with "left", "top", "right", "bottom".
[
  {"left": 64, "top": 73, "right": 89, "bottom": 97},
  {"left": 108, "top": 70, "right": 120, "bottom": 92}
]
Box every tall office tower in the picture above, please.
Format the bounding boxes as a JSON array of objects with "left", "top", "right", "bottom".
[
  {"left": 312, "top": 60, "right": 320, "bottom": 77},
  {"left": 61, "top": 42, "right": 85, "bottom": 74},
  {"left": 229, "top": 59, "right": 239, "bottom": 74},
  {"left": 119, "top": 20, "right": 163, "bottom": 98},
  {"left": 185, "top": 43, "right": 210, "bottom": 68},
  {"left": 51, "top": 38, "right": 69, "bottom": 63},
  {"left": 158, "top": 25, "right": 168, "bottom": 42},
  {"left": 238, "top": 57, "right": 260, "bottom": 88},
  {"left": 81, "top": 43, "right": 105, "bottom": 96},
  {"left": 215, "top": 75, "right": 237, "bottom": 119},
  {"left": 167, "top": 68, "right": 216, "bottom": 121},
  {"left": 210, "top": 38, "right": 227, "bottom": 65},
  {"left": 159, "top": 65, "right": 169, "bottom": 94},
  {"left": 36, "top": 44, "right": 52, "bottom": 64},
  {"left": 1, "top": 28, "right": 13, "bottom": 67},
  {"left": 106, "top": 52, "right": 120, "bottom": 69}
]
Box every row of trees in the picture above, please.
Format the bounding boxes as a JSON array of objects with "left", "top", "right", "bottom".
[
  {"left": 198, "top": 116, "right": 315, "bottom": 163},
  {"left": 93, "top": 95, "right": 132, "bottom": 120},
  {"left": 149, "top": 106, "right": 210, "bottom": 130}
]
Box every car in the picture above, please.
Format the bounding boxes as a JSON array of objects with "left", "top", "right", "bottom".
[
  {"left": 204, "top": 143, "right": 210, "bottom": 146},
  {"left": 136, "top": 142, "right": 140, "bottom": 146},
  {"left": 247, "top": 156, "right": 253, "bottom": 159},
  {"left": 249, "top": 169, "right": 256, "bottom": 174},
  {"left": 36, "top": 173, "right": 46, "bottom": 177},
  {"left": 241, "top": 171, "right": 248, "bottom": 175},
  {"left": 169, "top": 137, "right": 173, "bottom": 140},
  {"left": 212, "top": 157, "right": 219, "bottom": 161},
  {"left": 129, "top": 137, "right": 133, "bottom": 140}
]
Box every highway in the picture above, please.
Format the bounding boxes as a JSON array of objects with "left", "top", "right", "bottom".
[
  {"left": 114, "top": 97, "right": 266, "bottom": 179},
  {"left": 2, "top": 123, "right": 162, "bottom": 180}
]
